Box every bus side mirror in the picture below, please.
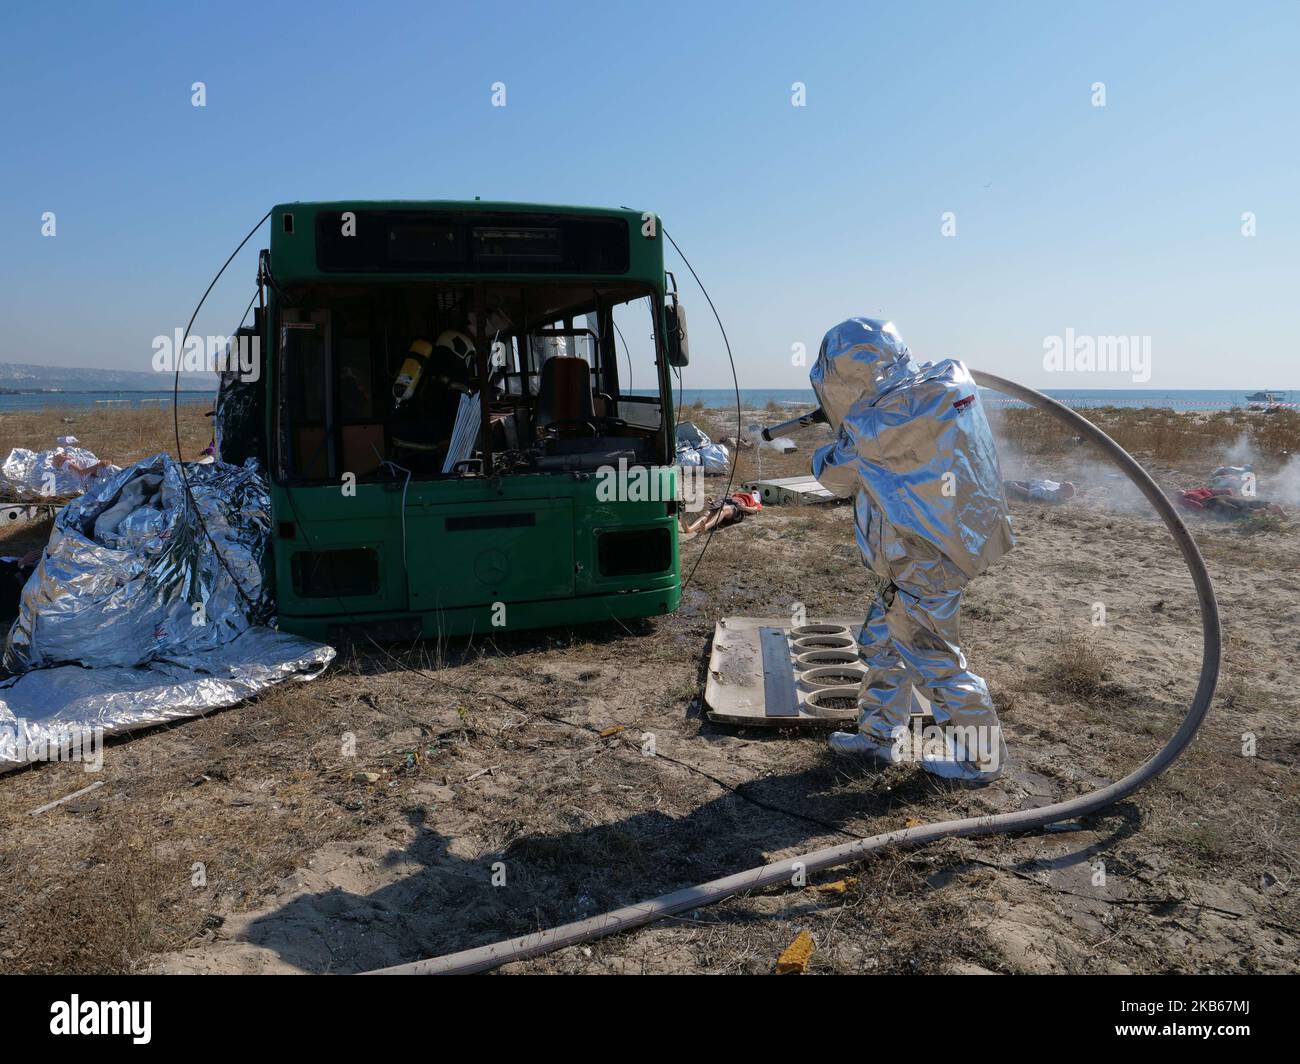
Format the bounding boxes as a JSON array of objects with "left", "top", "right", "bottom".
[{"left": 666, "top": 302, "right": 690, "bottom": 368}]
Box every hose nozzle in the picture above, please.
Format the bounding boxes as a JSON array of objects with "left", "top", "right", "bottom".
[{"left": 760, "top": 407, "right": 826, "bottom": 441}]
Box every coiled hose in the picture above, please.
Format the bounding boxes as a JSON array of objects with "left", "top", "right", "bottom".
[{"left": 367, "top": 371, "right": 1221, "bottom": 975}]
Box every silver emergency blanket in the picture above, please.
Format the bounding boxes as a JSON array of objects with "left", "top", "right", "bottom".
[
  {"left": 675, "top": 421, "right": 730, "bottom": 472},
  {"left": 0, "top": 442, "right": 120, "bottom": 499},
  {"left": 5, "top": 454, "right": 272, "bottom": 670},
  {"left": 0, "top": 453, "right": 335, "bottom": 772},
  {"left": 811, "top": 318, "right": 1013, "bottom": 781},
  {"left": 0, "top": 627, "right": 334, "bottom": 773}
]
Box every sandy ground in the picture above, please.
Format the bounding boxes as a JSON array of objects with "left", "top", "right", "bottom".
[{"left": 0, "top": 404, "right": 1296, "bottom": 974}]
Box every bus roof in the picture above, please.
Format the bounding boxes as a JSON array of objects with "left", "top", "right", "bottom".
[
  {"left": 271, "top": 200, "right": 649, "bottom": 219},
  {"left": 267, "top": 201, "right": 663, "bottom": 284}
]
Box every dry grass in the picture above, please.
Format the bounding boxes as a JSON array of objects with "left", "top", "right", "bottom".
[
  {"left": 990, "top": 405, "right": 1300, "bottom": 466},
  {"left": 0, "top": 402, "right": 212, "bottom": 474},
  {"left": 1239, "top": 512, "right": 1288, "bottom": 536},
  {"left": 1037, "top": 629, "right": 1111, "bottom": 702},
  {"left": 9, "top": 813, "right": 177, "bottom": 974},
  {"left": 0, "top": 675, "right": 390, "bottom": 973}
]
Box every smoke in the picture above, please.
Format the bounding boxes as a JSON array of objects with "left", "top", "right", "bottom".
[
  {"left": 1220, "top": 434, "right": 1256, "bottom": 467},
  {"left": 989, "top": 419, "right": 1153, "bottom": 516},
  {"left": 1271, "top": 459, "right": 1300, "bottom": 506},
  {"left": 1216, "top": 433, "right": 1300, "bottom": 507},
  {"left": 988, "top": 415, "right": 1300, "bottom": 516}
]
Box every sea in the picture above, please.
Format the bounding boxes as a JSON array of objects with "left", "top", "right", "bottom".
[
  {"left": 0, "top": 390, "right": 212, "bottom": 412},
  {"left": 0, "top": 387, "right": 1293, "bottom": 414},
  {"left": 645, "top": 387, "right": 1298, "bottom": 413}
]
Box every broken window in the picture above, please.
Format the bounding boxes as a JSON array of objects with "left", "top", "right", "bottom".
[{"left": 273, "top": 282, "right": 670, "bottom": 484}]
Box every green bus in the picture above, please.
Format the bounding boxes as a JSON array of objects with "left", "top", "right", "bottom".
[{"left": 218, "top": 201, "right": 689, "bottom": 642}]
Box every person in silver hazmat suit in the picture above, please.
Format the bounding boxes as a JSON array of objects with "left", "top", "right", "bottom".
[{"left": 810, "top": 318, "right": 1014, "bottom": 782}]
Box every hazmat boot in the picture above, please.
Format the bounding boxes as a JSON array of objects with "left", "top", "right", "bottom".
[{"left": 828, "top": 731, "right": 896, "bottom": 765}]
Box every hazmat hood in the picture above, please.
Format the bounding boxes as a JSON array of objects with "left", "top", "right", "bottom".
[{"left": 809, "top": 318, "right": 918, "bottom": 430}]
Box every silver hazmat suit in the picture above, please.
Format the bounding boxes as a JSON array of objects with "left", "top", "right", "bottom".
[{"left": 810, "top": 318, "right": 1013, "bottom": 781}]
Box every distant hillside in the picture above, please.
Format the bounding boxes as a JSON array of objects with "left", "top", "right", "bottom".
[{"left": 0, "top": 361, "right": 216, "bottom": 392}]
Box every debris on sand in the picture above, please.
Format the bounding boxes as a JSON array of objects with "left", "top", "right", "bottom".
[
  {"left": 775, "top": 929, "right": 815, "bottom": 974},
  {"left": 0, "top": 440, "right": 119, "bottom": 499}
]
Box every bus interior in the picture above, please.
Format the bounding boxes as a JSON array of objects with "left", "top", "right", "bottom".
[{"left": 273, "top": 282, "right": 672, "bottom": 486}]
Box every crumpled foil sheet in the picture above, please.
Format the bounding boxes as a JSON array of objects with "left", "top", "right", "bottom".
[
  {"left": 0, "top": 627, "right": 335, "bottom": 773},
  {"left": 0, "top": 444, "right": 120, "bottom": 499},
  {"left": 675, "top": 421, "right": 730, "bottom": 472},
  {"left": 5, "top": 453, "right": 273, "bottom": 671},
  {"left": 0, "top": 453, "right": 335, "bottom": 773}
]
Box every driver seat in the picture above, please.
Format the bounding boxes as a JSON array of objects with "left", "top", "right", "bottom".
[{"left": 535, "top": 356, "right": 594, "bottom": 437}]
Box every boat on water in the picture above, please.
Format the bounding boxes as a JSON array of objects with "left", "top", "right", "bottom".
[{"left": 1245, "top": 389, "right": 1290, "bottom": 408}]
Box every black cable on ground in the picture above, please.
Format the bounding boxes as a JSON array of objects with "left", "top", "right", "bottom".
[{"left": 359, "top": 633, "right": 860, "bottom": 841}]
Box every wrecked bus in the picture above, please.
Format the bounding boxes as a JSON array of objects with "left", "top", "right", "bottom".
[{"left": 217, "top": 202, "right": 688, "bottom": 642}]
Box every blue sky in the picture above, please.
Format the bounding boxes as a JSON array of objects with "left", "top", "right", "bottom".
[{"left": 2, "top": 0, "right": 1296, "bottom": 390}]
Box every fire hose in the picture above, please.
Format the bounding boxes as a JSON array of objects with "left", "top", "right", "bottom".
[{"left": 367, "top": 369, "right": 1220, "bottom": 975}]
